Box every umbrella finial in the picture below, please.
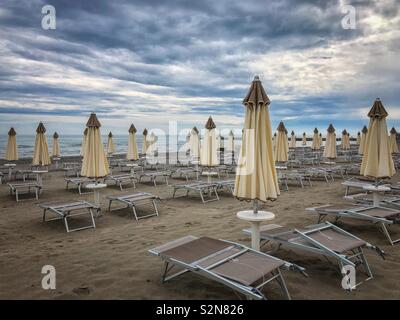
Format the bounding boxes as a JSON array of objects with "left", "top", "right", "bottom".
[
  {"left": 129, "top": 124, "right": 137, "bottom": 133},
  {"left": 368, "top": 98, "right": 388, "bottom": 119},
  {"left": 36, "top": 122, "right": 46, "bottom": 134},
  {"left": 253, "top": 75, "right": 260, "bottom": 81},
  {"left": 8, "top": 127, "right": 16, "bottom": 136},
  {"left": 205, "top": 116, "right": 216, "bottom": 130},
  {"left": 53, "top": 132, "right": 59, "bottom": 139},
  {"left": 108, "top": 132, "right": 112, "bottom": 138},
  {"left": 143, "top": 128, "right": 148, "bottom": 136},
  {"left": 86, "top": 113, "right": 101, "bottom": 128}
]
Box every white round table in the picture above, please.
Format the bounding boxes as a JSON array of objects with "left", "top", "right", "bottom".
[
  {"left": 4, "top": 163, "right": 16, "bottom": 180},
  {"left": 275, "top": 165, "right": 287, "bottom": 170},
  {"left": 363, "top": 185, "right": 391, "bottom": 206},
  {"left": 32, "top": 170, "right": 48, "bottom": 187},
  {"left": 126, "top": 163, "right": 139, "bottom": 175},
  {"left": 86, "top": 183, "right": 107, "bottom": 207},
  {"left": 237, "top": 210, "right": 275, "bottom": 251},
  {"left": 322, "top": 161, "right": 336, "bottom": 165}
]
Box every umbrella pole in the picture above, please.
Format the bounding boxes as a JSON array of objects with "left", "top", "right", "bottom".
[{"left": 253, "top": 199, "right": 258, "bottom": 214}]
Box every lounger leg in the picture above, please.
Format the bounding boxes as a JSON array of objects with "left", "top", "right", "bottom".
[
  {"left": 276, "top": 269, "right": 291, "bottom": 300},
  {"left": 16, "top": 190, "right": 19, "bottom": 202},
  {"left": 35, "top": 188, "right": 38, "bottom": 200},
  {"left": 132, "top": 206, "right": 139, "bottom": 220},
  {"left": 64, "top": 217, "right": 70, "bottom": 233},
  {"left": 152, "top": 200, "right": 159, "bottom": 217},
  {"left": 380, "top": 222, "right": 394, "bottom": 246},
  {"left": 214, "top": 187, "right": 219, "bottom": 201},
  {"left": 358, "top": 248, "right": 373, "bottom": 279},
  {"left": 153, "top": 178, "right": 157, "bottom": 187},
  {"left": 108, "top": 200, "right": 112, "bottom": 212},
  {"left": 43, "top": 209, "right": 47, "bottom": 222},
  {"left": 78, "top": 184, "right": 82, "bottom": 195},
  {"left": 200, "top": 191, "right": 205, "bottom": 203},
  {"left": 89, "top": 208, "right": 96, "bottom": 229}
]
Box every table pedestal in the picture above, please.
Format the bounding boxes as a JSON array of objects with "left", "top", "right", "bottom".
[
  {"left": 4, "top": 163, "right": 16, "bottom": 181},
  {"left": 363, "top": 185, "right": 391, "bottom": 206},
  {"left": 86, "top": 183, "right": 107, "bottom": 208},
  {"left": 237, "top": 210, "right": 275, "bottom": 251}
]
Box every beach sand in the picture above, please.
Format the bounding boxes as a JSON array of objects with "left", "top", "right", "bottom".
[{"left": 1, "top": 164, "right": 400, "bottom": 300}]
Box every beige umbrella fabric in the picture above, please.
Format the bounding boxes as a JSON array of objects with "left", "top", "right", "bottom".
[
  {"left": 358, "top": 126, "right": 368, "bottom": 155},
  {"left": 142, "top": 129, "right": 148, "bottom": 155},
  {"left": 356, "top": 132, "right": 361, "bottom": 145},
  {"left": 311, "top": 128, "right": 320, "bottom": 150},
  {"left": 127, "top": 124, "right": 139, "bottom": 160},
  {"left": 234, "top": 76, "right": 279, "bottom": 203},
  {"left": 302, "top": 132, "right": 307, "bottom": 146},
  {"left": 274, "top": 121, "right": 288, "bottom": 162},
  {"left": 389, "top": 127, "right": 399, "bottom": 154},
  {"left": 289, "top": 131, "right": 296, "bottom": 148},
  {"left": 272, "top": 133, "right": 276, "bottom": 150},
  {"left": 360, "top": 99, "right": 395, "bottom": 178},
  {"left": 200, "top": 116, "right": 218, "bottom": 167},
  {"left": 189, "top": 126, "right": 200, "bottom": 160},
  {"left": 323, "top": 124, "right": 337, "bottom": 159},
  {"left": 319, "top": 133, "right": 323, "bottom": 148},
  {"left": 107, "top": 132, "right": 115, "bottom": 155},
  {"left": 341, "top": 130, "right": 350, "bottom": 150},
  {"left": 32, "top": 122, "right": 51, "bottom": 166},
  {"left": 5, "top": 127, "right": 18, "bottom": 161},
  {"left": 52, "top": 132, "right": 60, "bottom": 157},
  {"left": 80, "top": 128, "right": 88, "bottom": 157},
  {"left": 81, "top": 113, "right": 110, "bottom": 178}
]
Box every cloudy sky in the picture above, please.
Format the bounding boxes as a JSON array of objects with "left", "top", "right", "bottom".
[{"left": 0, "top": 0, "right": 399, "bottom": 136}]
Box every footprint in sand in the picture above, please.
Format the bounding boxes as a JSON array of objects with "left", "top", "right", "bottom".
[
  {"left": 153, "top": 225, "right": 166, "bottom": 230},
  {"left": 72, "top": 285, "right": 92, "bottom": 296}
]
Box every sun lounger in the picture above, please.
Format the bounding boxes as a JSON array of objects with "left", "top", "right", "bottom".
[
  {"left": 244, "top": 221, "right": 384, "bottom": 290},
  {"left": 172, "top": 167, "right": 200, "bottom": 181},
  {"left": 307, "top": 204, "right": 400, "bottom": 245},
  {"left": 62, "top": 165, "right": 81, "bottom": 177},
  {"left": 15, "top": 169, "right": 36, "bottom": 182},
  {"left": 172, "top": 181, "right": 219, "bottom": 203},
  {"left": 149, "top": 235, "right": 307, "bottom": 300},
  {"left": 104, "top": 174, "right": 136, "bottom": 190},
  {"left": 345, "top": 193, "right": 400, "bottom": 211},
  {"left": 281, "top": 171, "right": 312, "bottom": 188},
  {"left": 301, "top": 167, "right": 332, "bottom": 183},
  {"left": 107, "top": 192, "right": 160, "bottom": 220},
  {"left": 342, "top": 177, "right": 390, "bottom": 196},
  {"left": 215, "top": 179, "right": 235, "bottom": 194},
  {"left": 7, "top": 182, "right": 41, "bottom": 202},
  {"left": 138, "top": 170, "right": 171, "bottom": 186},
  {"left": 65, "top": 177, "right": 96, "bottom": 195},
  {"left": 39, "top": 201, "right": 98, "bottom": 232}
]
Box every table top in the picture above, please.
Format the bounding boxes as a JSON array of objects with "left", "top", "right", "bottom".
[
  {"left": 202, "top": 171, "right": 218, "bottom": 176},
  {"left": 4, "top": 163, "right": 16, "bottom": 167},
  {"left": 32, "top": 170, "right": 48, "bottom": 174},
  {"left": 363, "top": 185, "right": 391, "bottom": 192},
  {"left": 86, "top": 183, "right": 107, "bottom": 189},
  {"left": 237, "top": 210, "right": 275, "bottom": 222},
  {"left": 125, "top": 163, "right": 139, "bottom": 167}
]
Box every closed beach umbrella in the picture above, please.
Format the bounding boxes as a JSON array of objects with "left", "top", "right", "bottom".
[
  {"left": 234, "top": 76, "right": 279, "bottom": 204},
  {"left": 200, "top": 116, "right": 218, "bottom": 167},
  {"left": 189, "top": 126, "right": 200, "bottom": 160},
  {"left": 127, "top": 124, "right": 139, "bottom": 160},
  {"left": 359, "top": 126, "right": 368, "bottom": 155},
  {"left": 356, "top": 132, "right": 361, "bottom": 145},
  {"left": 142, "top": 129, "right": 148, "bottom": 155},
  {"left": 5, "top": 127, "right": 18, "bottom": 161},
  {"left": 107, "top": 132, "right": 115, "bottom": 155},
  {"left": 52, "top": 132, "right": 60, "bottom": 157},
  {"left": 323, "top": 124, "right": 337, "bottom": 159},
  {"left": 302, "top": 132, "right": 307, "bottom": 146},
  {"left": 290, "top": 130, "right": 296, "bottom": 148},
  {"left": 360, "top": 98, "right": 395, "bottom": 178},
  {"left": 81, "top": 113, "right": 110, "bottom": 178},
  {"left": 341, "top": 130, "right": 350, "bottom": 150},
  {"left": 33, "top": 122, "right": 51, "bottom": 166},
  {"left": 311, "top": 128, "right": 320, "bottom": 150},
  {"left": 274, "top": 121, "right": 288, "bottom": 162},
  {"left": 389, "top": 127, "right": 399, "bottom": 154},
  {"left": 80, "top": 128, "right": 88, "bottom": 157}
]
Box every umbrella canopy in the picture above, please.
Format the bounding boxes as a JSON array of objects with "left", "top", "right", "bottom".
[
  {"left": 358, "top": 126, "right": 368, "bottom": 155},
  {"left": 52, "top": 132, "right": 60, "bottom": 157},
  {"left": 227, "top": 130, "right": 235, "bottom": 152},
  {"left": 33, "top": 122, "right": 51, "bottom": 166},
  {"left": 302, "top": 132, "right": 307, "bottom": 146},
  {"left": 356, "top": 132, "right": 361, "bottom": 145},
  {"left": 189, "top": 126, "right": 200, "bottom": 159},
  {"left": 200, "top": 116, "right": 218, "bottom": 167},
  {"left": 360, "top": 98, "right": 395, "bottom": 178},
  {"left": 323, "top": 124, "right": 337, "bottom": 159},
  {"left": 81, "top": 113, "right": 110, "bottom": 178},
  {"left": 289, "top": 130, "right": 296, "bottom": 148},
  {"left": 233, "top": 76, "right": 279, "bottom": 202},
  {"left": 274, "top": 121, "right": 288, "bottom": 162},
  {"left": 107, "top": 132, "right": 115, "bottom": 155},
  {"left": 127, "top": 124, "right": 139, "bottom": 160},
  {"left": 142, "top": 129, "right": 148, "bottom": 155},
  {"left": 80, "top": 128, "right": 88, "bottom": 157},
  {"left": 311, "top": 128, "right": 320, "bottom": 150},
  {"left": 341, "top": 129, "right": 350, "bottom": 150},
  {"left": 389, "top": 127, "right": 399, "bottom": 154},
  {"left": 5, "top": 127, "right": 18, "bottom": 161}
]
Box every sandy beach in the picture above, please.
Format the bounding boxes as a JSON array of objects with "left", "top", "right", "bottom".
[{"left": 1, "top": 161, "right": 399, "bottom": 300}]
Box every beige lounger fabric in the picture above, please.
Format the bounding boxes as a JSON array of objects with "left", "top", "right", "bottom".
[{"left": 234, "top": 76, "right": 279, "bottom": 202}]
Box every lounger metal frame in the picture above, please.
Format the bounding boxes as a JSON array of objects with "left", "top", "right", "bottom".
[
  {"left": 107, "top": 192, "right": 160, "bottom": 220},
  {"left": 172, "top": 181, "right": 219, "bottom": 203},
  {"left": 138, "top": 170, "right": 171, "bottom": 186},
  {"left": 104, "top": 174, "right": 136, "bottom": 191},
  {"left": 65, "top": 177, "right": 95, "bottom": 195},
  {"left": 307, "top": 204, "right": 400, "bottom": 245},
  {"left": 149, "top": 236, "right": 306, "bottom": 300},
  {"left": 40, "top": 201, "right": 98, "bottom": 232},
  {"left": 244, "top": 222, "right": 384, "bottom": 290},
  {"left": 8, "top": 182, "right": 41, "bottom": 202}
]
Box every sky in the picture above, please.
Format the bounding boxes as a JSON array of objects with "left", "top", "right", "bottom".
[{"left": 0, "top": 0, "right": 399, "bottom": 137}]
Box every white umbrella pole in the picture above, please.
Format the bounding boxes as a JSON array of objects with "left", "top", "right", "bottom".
[{"left": 253, "top": 199, "right": 258, "bottom": 214}]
